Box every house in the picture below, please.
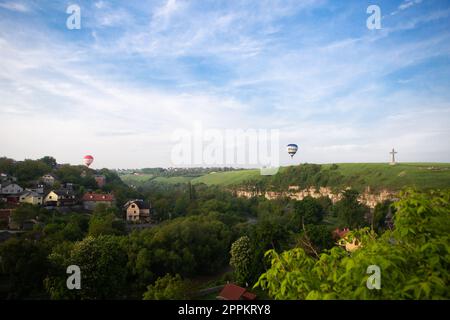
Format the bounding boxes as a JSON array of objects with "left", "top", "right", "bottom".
[
  {"left": 94, "top": 175, "right": 106, "bottom": 188},
  {"left": 41, "top": 174, "right": 56, "bottom": 186},
  {"left": 44, "top": 189, "right": 77, "bottom": 207},
  {"left": 26, "top": 184, "right": 44, "bottom": 194},
  {"left": 19, "top": 191, "right": 44, "bottom": 205},
  {"left": 217, "top": 284, "right": 256, "bottom": 301},
  {"left": 0, "top": 182, "right": 23, "bottom": 195},
  {"left": 124, "top": 199, "right": 151, "bottom": 222},
  {"left": 82, "top": 192, "right": 115, "bottom": 210}
]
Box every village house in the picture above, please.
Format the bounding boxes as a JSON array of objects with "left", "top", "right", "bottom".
[
  {"left": 0, "top": 182, "right": 24, "bottom": 204},
  {"left": 19, "top": 190, "right": 44, "bottom": 205},
  {"left": 0, "top": 182, "right": 23, "bottom": 195},
  {"left": 44, "top": 189, "right": 77, "bottom": 207},
  {"left": 25, "top": 184, "right": 44, "bottom": 195},
  {"left": 82, "top": 192, "right": 115, "bottom": 210},
  {"left": 124, "top": 199, "right": 151, "bottom": 222},
  {"left": 41, "top": 173, "right": 57, "bottom": 186}
]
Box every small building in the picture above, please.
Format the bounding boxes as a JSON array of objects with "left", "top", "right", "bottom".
[
  {"left": 94, "top": 175, "right": 106, "bottom": 188},
  {"left": 26, "top": 184, "right": 45, "bottom": 195},
  {"left": 0, "top": 183, "right": 23, "bottom": 195},
  {"left": 41, "top": 174, "right": 57, "bottom": 186},
  {"left": 217, "top": 284, "right": 256, "bottom": 301},
  {"left": 19, "top": 191, "right": 44, "bottom": 205},
  {"left": 44, "top": 189, "right": 77, "bottom": 207},
  {"left": 82, "top": 192, "right": 115, "bottom": 211},
  {"left": 124, "top": 199, "right": 151, "bottom": 222}
]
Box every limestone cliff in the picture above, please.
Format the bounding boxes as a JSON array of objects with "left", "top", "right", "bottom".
[{"left": 234, "top": 186, "right": 397, "bottom": 208}]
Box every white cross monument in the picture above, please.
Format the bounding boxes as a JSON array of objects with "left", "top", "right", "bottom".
[{"left": 389, "top": 148, "right": 397, "bottom": 165}]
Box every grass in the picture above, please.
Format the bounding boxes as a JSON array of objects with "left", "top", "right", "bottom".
[
  {"left": 120, "top": 173, "right": 154, "bottom": 183},
  {"left": 191, "top": 169, "right": 261, "bottom": 186},
  {"left": 192, "top": 163, "right": 450, "bottom": 191},
  {"left": 152, "top": 176, "right": 194, "bottom": 184},
  {"left": 120, "top": 163, "right": 450, "bottom": 191}
]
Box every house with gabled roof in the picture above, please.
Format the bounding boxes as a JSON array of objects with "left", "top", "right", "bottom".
[
  {"left": 82, "top": 192, "right": 115, "bottom": 210},
  {"left": 124, "top": 199, "right": 151, "bottom": 222},
  {"left": 44, "top": 188, "right": 77, "bottom": 207}
]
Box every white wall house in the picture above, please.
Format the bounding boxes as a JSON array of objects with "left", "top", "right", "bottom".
[{"left": 0, "top": 183, "right": 23, "bottom": 195}]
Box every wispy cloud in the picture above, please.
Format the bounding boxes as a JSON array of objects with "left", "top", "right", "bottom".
[{"left": 0, "top": 0, "right": 449, "bottom": 166}]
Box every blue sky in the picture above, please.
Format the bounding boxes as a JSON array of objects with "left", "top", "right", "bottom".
[{"left": 0, "top": 0, "right": 449, "bottom": 168}]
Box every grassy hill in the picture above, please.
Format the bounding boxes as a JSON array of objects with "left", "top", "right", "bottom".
[
  {"left": 191, "top": 163, "right": 450, "bottom": 191},
  {"left": 120, "top": 163, "right": 450, "bottom": 192},
  {"left": 190, "top": 169, "right": 261, "bottom": 186}
]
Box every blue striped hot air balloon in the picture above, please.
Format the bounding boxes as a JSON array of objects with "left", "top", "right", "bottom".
[{"left": 287, "top": 144, "right": 298, "bottom": 158}]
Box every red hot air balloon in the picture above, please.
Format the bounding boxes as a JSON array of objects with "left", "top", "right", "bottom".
[{"left": 83, "top": 155, "right": 94, "bottom": 167}]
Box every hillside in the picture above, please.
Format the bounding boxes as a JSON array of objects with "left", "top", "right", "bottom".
[
  {"left": 198, "top": 163, "right": 450, "bottom": 191},
  {"left": 121, "top": 163, "right": 450, "bottom": 192}
]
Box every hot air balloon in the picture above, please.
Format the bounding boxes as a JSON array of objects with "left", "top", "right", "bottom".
[
  {"left": 83, "top": 155, "right": 94, "bottom": 167},
  {"left": 287, "top": 144, "right": 298, "bottom": 158}
]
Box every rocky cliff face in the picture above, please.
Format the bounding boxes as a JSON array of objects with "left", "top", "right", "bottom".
[{"left": 235, "top": 186, "right": 397, "bottom": 208}]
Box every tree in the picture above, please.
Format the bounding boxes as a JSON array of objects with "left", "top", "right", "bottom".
[
  {"left": 255, "top": 189, "right": 450, "bottom": 300},
  {"left": 40, "top": 156, "right": 57, "bottom": 169},
  {"left": 230, "top": 236, "right": 252, "bottom": 286},
  {"left": 372, "top": 200, "right": 394, "bottom": 232},
  {"left": 45, "top": 235, "right": 128, "bottom": 299},
  {"left": 10, "top": 204, "right": 39, "bottom": 228},
  {"left": 334, "top": 189, "right": 369, "bottom": 229},
  {"left": 15, "top": 159, "right": 51, "bottom": 182},
  {"left": 294, "top": 196, "right": 326, "bottom": 226},
  {"left": 0, "top": 238, "right": 49, "bottom": 299},
  {"left": 143, "top": 274, "right": 189, "bottom": 300},
  {"left": 88, "top": 204, "right": 125, "bottom": 237}
]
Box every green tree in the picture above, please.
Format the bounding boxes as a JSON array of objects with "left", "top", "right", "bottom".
[
  {"left": 0, "top": 238, "right": 49, "bottom": 299},
  {"left": 334, "top": 189, "right": 369, "bottom": 228},
  {"left": 230, "top": 236, "right": 252, "bottom": 286},
  {"left": 255, "top": 189, "right": 450, "bottom": 300},
  {"left": 45, "top": 235, "right": 128, "bottom": 299},
  {"left": 40, "top": 156, "right": 57, "bottom": 169},
  {"left": 294, "top": 196, "right": 326, "bottom": 226},
  {"left": 88, "top": 204, "right": 125, "bottom": 237},
  {"left": 143, "top": 274, "right": 189, "bottom": 300}
]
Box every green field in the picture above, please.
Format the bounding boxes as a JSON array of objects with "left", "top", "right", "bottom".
[
  {"left": 120, "top": 173, "right": 154, "bottom": 183},
  {"left": 191, "top": 169, "right": 261, "bottom": 186},
  {"left": 120, "top": 173, "right": 194, "bottom": 185},
  {"left": 152, "top": 176, "right": 194, "bottom": 184}
]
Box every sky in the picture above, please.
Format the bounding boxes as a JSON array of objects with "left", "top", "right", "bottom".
[{"left": 0, "top": 0, "right": 449, "bottom": 169}]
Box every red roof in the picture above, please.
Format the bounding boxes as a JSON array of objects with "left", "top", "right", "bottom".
[
  {"left": 333, "top": 227, "right": 350, "bottom": 239},
  {"left": 218, "top": 284, "right": 256, "bottom": 300},
  {"left": 82, "top": 192, "right": 115, "bottom": 202}
]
